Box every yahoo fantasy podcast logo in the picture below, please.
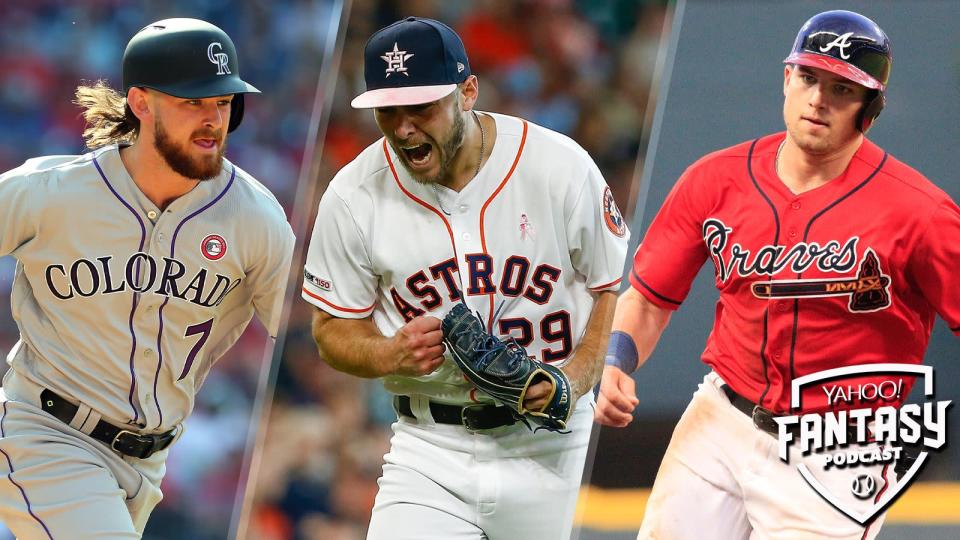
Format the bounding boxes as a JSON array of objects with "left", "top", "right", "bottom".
[{"left": 774, "top": 364, "right": 952, "bottom": 524}]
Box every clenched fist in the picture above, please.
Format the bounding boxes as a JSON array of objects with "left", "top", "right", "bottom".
[
  {"left": 594, "top": 365, "right": 639, "bottom": 427},
  {"left": 388, "top": 315, "right": 447, "bottom": 377}
]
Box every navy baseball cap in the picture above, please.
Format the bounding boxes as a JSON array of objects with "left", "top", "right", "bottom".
[{"left": 351, "top": 17, "right": 471, "bottom": 109}]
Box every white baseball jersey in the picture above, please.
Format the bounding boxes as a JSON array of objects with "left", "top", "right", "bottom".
[
  {"left": 302, "top": 112, "right": 629, "bottom": 404},
  {"left": 0, "top": 144, "right": 294, "bottom": 432}
]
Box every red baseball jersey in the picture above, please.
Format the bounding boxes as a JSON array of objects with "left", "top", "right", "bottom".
[{"left": 631, "top": 132, "right": 960, "bottom": 413}]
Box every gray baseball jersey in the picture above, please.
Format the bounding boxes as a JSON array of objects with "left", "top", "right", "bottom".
[{"left": 0, "top": 144, "right": 294, "bottom": 432}]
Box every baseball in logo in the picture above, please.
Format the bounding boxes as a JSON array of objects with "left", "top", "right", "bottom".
[
  {"left": 602, "top": 187, "right": 626, "bottom": 238},
  {"left": 774, "top": 364, "right": 952, "bottom": 524},
  {"left": 201, "top": 234, "right": 227, "bottom": 261},
  {"left": 851, "top": 474, "right": 877, "bottom": 500}
]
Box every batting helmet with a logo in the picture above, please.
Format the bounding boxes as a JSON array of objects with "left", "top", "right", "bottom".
[
  {"left": 784, "top": 10, "right": 892, "bottom": 132},
  {"left": 122, "top": 18, "right": 260, "bottom": 132}
]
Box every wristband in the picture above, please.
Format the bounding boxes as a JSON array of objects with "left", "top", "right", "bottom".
[{"left": 605, "top": 330, "right": 639, "bottom": 374}]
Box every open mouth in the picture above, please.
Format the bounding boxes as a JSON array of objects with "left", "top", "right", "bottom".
[
  {"left": 194, "top": 138, "right": 217, "bottom": 150},
  {"left": 400, "top": 143, "right": 433, "bottom": 167}
]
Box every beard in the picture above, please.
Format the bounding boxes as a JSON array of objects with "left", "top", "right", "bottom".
[
  {"left": 400, "top": 108, "right": 466, "bottom": 185},
  {"left": 785, "top": 122, "right": 834, "bottom": 155},
  {"left": 154, "top": 117, "right": 226, "bottom": 181}
]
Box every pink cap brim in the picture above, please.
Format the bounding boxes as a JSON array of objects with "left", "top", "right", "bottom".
[
  {"left": 351, "top": 84, "right": 458, "bottom": 108},
  {"left": 784, "top": 52, "right": 884, "bottom": 91}
]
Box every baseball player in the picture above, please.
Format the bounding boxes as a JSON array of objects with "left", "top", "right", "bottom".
[
  {"left": 302, "top": 17, "right": 628, "bottom": 540},
  {"left": 0, "top": 19, "right": 294, "bottom": 538},
  {"left": 597, "top": 10, "right": 960, "bottom": 540}
]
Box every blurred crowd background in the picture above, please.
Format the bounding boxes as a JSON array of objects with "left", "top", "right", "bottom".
[
  {"left": 245, "top": 1, "right": 669, "bottom": 539},
  {"left": 0, "top": 1, "right": 331, "bottom": 538}
]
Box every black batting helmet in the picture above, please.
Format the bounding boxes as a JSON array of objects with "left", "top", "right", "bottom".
[
  {"left": 122, "top": 18, "right": 259, "bottom": 132},
  {"left": 784, "top": 10, "right": 892, "bottom": 132}
]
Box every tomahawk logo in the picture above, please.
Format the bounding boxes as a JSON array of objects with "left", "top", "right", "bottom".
[
  {"left": 775, "top": 364, "right": 952, "bottom": 524},
  {"left": 207, "top": 42, "right": 231, "bottom": 75},
  {"left": 751, "top": 248, "right": 891, "bottom": 313},
  {"left": 819, "top": 32, "right": 855, "bottom": 59}
]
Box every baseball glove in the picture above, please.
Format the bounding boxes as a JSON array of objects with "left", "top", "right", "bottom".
[{"left": 441, "top": 303, "right": 573, "bottom": 432}]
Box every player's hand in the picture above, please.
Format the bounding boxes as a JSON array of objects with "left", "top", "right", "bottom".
[
  {"left": 595, "top": 365, "right": 639, "bottom": 427},
  {"left": 389, "top": 316, "right": 446, "bottom": 377},
  {"left": 522, "top": 380, "right": 554, "bottom": 412}
]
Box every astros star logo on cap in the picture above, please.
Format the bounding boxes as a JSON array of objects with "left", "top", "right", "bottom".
[
  {"left": 352, "top": 17, "right": 471, "bottom": 108},
  {"left": 382, "top": 42, "right": 414, "bottom": 77}
]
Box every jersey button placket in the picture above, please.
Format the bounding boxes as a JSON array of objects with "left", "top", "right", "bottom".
[
  {"left": 450, "top": 205, "right": 480, "bottom": 288},
  {"left": 148, "top": 211, "right": 167, "bottom": 252},
  {"left": 137, "top": 210, "right": 164, "bottom": 429},
  {"left": 782, "top": 198, "right": 803, "bottom": 245}
]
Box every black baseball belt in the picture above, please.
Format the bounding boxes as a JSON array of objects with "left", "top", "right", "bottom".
[
  {"left": 720, "top": 384, "right": 786, "bottom": 436},
  {"left": 394, "top": 395, "right": 518, "bottom": 431},
  {"left": 40, "top": 389, "right": 176, "bottom": 459},
  {"left": 720, "top": 384, "right": 859, "bottom": 441}
]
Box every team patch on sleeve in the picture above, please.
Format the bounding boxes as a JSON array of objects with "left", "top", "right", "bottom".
[
  {"left": 602, "top": 186, "right": 626, "bottom": 238},
  {"left": 304, "top": 269, "right": 333, "bottom": 291}
]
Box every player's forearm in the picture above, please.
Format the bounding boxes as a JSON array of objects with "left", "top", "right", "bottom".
[
  {"left": 563, "top": 290, "right": 617, "bottom": 399},
  {"left": 610, "top": 287, "right": 672, "bottom": 372},
  {"left": 311, "top": 309, "right": 395, "bottom": 378}
]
